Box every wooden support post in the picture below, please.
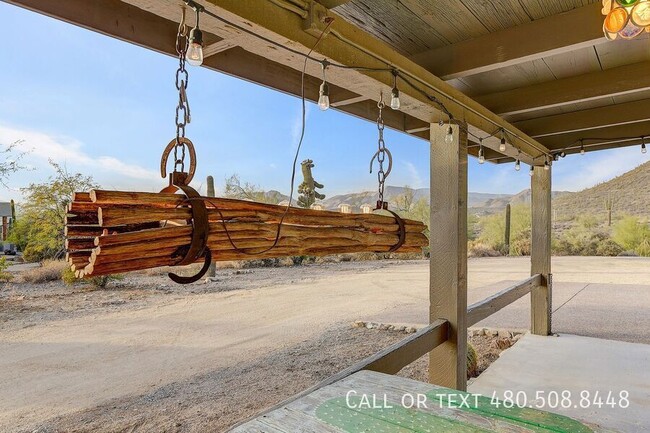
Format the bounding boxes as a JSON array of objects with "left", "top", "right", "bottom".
[
  {"left": 429, "top": 122, "right": 468, "bottom": 391},
  {"left": 531, "top": 166, "right": 552, "bottom": 335},
  {"left": 207, "top": 176, "right": 217, "bottom": 278}
]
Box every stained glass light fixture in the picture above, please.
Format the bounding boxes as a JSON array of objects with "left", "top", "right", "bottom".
[{"left": 603, "top": 0, "right": 650, "bottom": 39}]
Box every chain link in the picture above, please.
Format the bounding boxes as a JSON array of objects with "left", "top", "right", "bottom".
[
  {"left": 173, "top": 12, "right": 191, "bottom": 173},
  {"left": 376, "top": 94, "right": 387, "bottom": 207}
]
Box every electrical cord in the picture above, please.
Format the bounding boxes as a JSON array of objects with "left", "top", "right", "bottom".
[{"left": 178, "top": 19, "right": 334, "bottom": 257}]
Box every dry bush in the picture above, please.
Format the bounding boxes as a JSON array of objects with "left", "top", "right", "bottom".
[
  {"left": 20, "top": 259, "right": 68, "bottom": 283},
  {"left": 468, "top": 241, "right": 502, "bottom": 258}
]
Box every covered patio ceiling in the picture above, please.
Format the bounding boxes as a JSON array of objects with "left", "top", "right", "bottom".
[{"left": 6, "top": 0, "right": 650, "bottom": 163}]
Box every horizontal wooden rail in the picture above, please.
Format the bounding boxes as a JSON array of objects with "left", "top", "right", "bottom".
[
  {"left": 467, "top": 274, "right": 542, "bottom": 327},
  {"left": 230, "top": 319, "right": 449, "bottom": 430}
]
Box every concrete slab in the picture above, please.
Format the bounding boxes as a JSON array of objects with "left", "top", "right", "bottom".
[{"left": 469, "top": 333, "right": 650, "bottom": 433}]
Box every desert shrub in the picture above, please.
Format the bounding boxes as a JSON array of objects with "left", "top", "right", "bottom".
[
  {"left": 467, "top": 343, "right": 479, "bottom": 378},
  {"left": 613, "top": 216, "right": 650, "bottom": 257},
  {"left": 88, "top": 275, "right": 123, "bottom": 288},
  {"left": 476, "top": 204, "right": 531, "bottom": 255},
  {"left": 553, "top": 226, "right": 622, "bottom": 256},
  {"left": 20, "top": 259, "right": 68, "bottom": 283},
  {"left": 468, "top": 241, "right": 501, "bottom": 258},
  {"left": 510, "top": 229, "right": 531, "bottom": 256},
  {"left": 595, "top": 239, "right": 624, "bottom": 256},
  {"left": 61, "top": 267, "right": 77, "bottom": 284},
  {"left": 0, "top": 257, "right": 13, "bottom": 282}
]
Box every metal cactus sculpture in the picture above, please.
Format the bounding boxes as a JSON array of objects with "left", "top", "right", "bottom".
[{"left": 297, "top": 159, "right": 325, "bottom": 208}]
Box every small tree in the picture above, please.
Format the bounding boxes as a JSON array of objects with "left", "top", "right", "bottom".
[
  {"left": 9, "top": 161, "right": 98, "bottom": 262},
  {"left": 613, "top": 216, "right": 650, "bottom": 256},
  {"left": 223, "top": 174, "right": 279, "bottom": 204},
  {"left": 393, "top": 185, "right": 415, "bottom": 213},
  {"left": 0, "top": 139, "right": 27, "bottom": 186}
]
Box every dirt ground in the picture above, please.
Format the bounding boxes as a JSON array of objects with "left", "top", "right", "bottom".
[{"left": 2, "top": 257, "right": 648, "bottom": 432}]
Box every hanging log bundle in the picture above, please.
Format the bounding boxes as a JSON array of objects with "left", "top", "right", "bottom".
[{"left": 64, "top": 190, "right": 428, "bottom": 278}]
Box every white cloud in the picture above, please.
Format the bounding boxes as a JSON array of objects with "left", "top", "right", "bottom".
[
  {"left": 0, "top": 124, "right": 159, "bottom": 200},
  {"left": 403, "top": 161, "right": 423, "bottom": 188}
]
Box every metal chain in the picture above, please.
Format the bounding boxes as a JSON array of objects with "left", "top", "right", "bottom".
[
  {"left": 376, "top": 93, "right": 387, "bottom": 208},
  {"left": 173, "top": 10, "right": 191, "bottom": 173}
]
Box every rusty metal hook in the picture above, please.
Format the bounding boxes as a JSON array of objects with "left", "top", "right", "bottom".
[{"left": 161, "top": 179, "right": 212, "bottom": 284}]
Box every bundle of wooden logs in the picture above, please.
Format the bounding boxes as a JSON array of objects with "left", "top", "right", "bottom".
[{"left": 64, "top": 190, "right": 428, "bottom": 278}]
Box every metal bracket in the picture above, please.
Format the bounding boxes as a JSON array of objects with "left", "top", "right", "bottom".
[{"left": 303, "top": 1, "right": 331, "bottom": 37}]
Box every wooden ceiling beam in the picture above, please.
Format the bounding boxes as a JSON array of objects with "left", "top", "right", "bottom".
[
  {"left": 476, "top": 60, "right": 650, "bottom": 116},
  {"left": 189, "top": 0, "right": 548, "bottom": 159},
  {"left": 536, "top": 120, "right": 650, "bottom": 151},
  {"left": 7, "top": 0, "right": 549, "bottom": 161},
  {"left": 314, "top": 0, "right": 352, "bottom": 9},
  {"left": 514, "top": 98, "right": 650, "bottom": 138},
  {"left": 409, "top": 3, "right": 605, "bottom": 80},
  {"left": 2, "top": 0, "right": 435, "bottom": 143}
]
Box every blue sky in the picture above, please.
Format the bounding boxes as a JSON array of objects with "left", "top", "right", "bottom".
[{"left": 0, "top": 2, "right": 647, "bottom": 203}]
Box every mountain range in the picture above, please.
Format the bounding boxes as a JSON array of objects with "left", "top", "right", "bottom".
[{"left": 266, "top": 160, "right": 650, "bottom": 217}]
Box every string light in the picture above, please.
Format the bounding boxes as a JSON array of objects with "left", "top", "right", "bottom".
[
  {"left": 499, "top": 129, "right": 507, "bottom": 152},
  {"left": 445, "top": 123, "right": 454, "bottom": 144},
  {"left": 544, "top": 157, "right": 550, "bottom": 171},
  {"left": 478, "top": 139, "right": 485, "bottom": 164},
  {"left": 187, "top": 7, "right": 204, "bottom": 66},
  {"left": 642, "top": 137, "right": 647, "bottom": 154},
  {"left": 580, "top": 140, "right": 585, "bottom": 155},
  {"left": 390, "top": 70, "right": 401, "bottom": 110},
  {"left": 318, "top": 61, "right": 330, "bottom": 111},
  {"left": 529, "top": 165, "right": 534, "bottom": 176},
  {"left": 514, "top": 150, "right": 521, "bottom": 171},
  {"left": 179, "top": 0, "right": 554, "bottom": 162}
]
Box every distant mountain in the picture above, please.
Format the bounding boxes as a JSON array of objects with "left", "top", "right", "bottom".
[
  {"left": 265, "top": 160, "right": 650, "bottom": 219},
  {"left": 318, "top": 186, "right": 514, "bottom": 213},
  {"left": 554, "top": 161, "right": 650, "bottom": 220}
]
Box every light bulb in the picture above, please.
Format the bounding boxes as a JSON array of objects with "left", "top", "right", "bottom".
[
  {"left": 642, "top": 143, "right": 647, "bottom": 154},
  {"left": 499, "top": 137, "right": 506, "bottom": 152},
  {"left": 318, "top": 81, "right": 330, "bottom": 111},
  {"left": 515, "top": 159, "right": 521, "bottom": 171},
  {"left": 390, "top": 87, "right": 401, "bottom": 110},
  {"left": 580, "top": 145, "right": 585, "bottom": 155},
  {"left": 529, "top": 165, "right": 534, "bottom": 176},
  {"left": 445, "top": 125, "right": 454, "bottom": 143},
  {"left": 544, "top": 160, "right": 550, "bottom": 171},
  {"left": 560, "top": 151, "right": 566, "bottom": 158},
  {"left": 478, "top": 147, "right": 485, "bottom": 164},
  {"left": 187, "top": 27, "right": 204, "bottom": 66}
]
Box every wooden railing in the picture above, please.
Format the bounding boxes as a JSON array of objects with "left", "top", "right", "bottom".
[{"left": 467, "top": 274, "right": 542, "bottom": 327}]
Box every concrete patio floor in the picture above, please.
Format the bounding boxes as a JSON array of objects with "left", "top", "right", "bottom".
[{"left": 469, "top": 333, "right": 650, "bottom": 433}]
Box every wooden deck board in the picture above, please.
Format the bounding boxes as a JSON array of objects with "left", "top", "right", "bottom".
[{"left": 230, "top": 370, "right": 601, "bottom": 432}]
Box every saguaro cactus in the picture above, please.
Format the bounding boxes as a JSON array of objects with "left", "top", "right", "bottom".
[
  {"left": 206, "top": 176, "right": 217, "bottom": 277},
  {"left": 504, "top": 203, "right": 511, "bottom": 255}
]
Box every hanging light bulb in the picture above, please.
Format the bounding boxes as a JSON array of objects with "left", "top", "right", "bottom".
[
  {"left": 544, "top": 157, "right": 550, "bottom": 171},
  {"left": 499, "top": 129, "right": 507, "bottom": 152},
  {"left": 445, "top": 124, "right": 454, "bottom": 144},
  {"left": 642, "top": 137, "right": 647, "bottom": 154},
  {"left": 318, "top": 61, "right": 330, "bottom": 111},
  {"left": 390, "top": 70, "right": 401, "bottom": 110},
  {"left": 529, "top": 165, "right": 534, "bottom": 176},
  {"left": 478, "top": 140, "right": 485, "bottom": 164},
  {"left": 186, "top": 8, "right": 204, "bottom": 66},
  {"left": 580, "top": 140, "right": 585, "bottom": 155},
  {"left": 559, "top": 151, "right": 567, "bottom": 158},
  {"left": 514, "top": 150, "right": 521, "bottom": 171}
]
